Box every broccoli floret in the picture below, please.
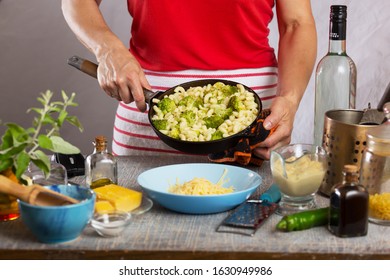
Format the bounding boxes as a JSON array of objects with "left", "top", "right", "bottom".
[
  {"left": 204, "top": 115, "right": 225, "bottom": 129},
  {"left": 181, "top": 110, "right": 196, "bottom": 126},
  {"left": 215, "top": 107, "right": 233, "bottom": 120},
  {"left": 178, "top": 96, "right": 194, "bottom": 107},
  {"left": 193, "top": 97, "right": 204, "bottom": 108},
  {"left": 157, "top": 98, "right": 176, "bottom": 114},
  {"left": 222, "top": 85, "right": 239, "bottom": 96},
  {"left": 168, "top": 127, "right": 180, "bottom": 139},
  {"left": 178, "top": 96, "right": 203, "bottom": 109},
  {"left": 211, "top": 130, "right": 223, "bottom": 140},
  {"left": 152, "top": 119, "right": 168, "bottom": 131},
  {"left": 228, "top": 95, "right": 245, "bottom": 112}
]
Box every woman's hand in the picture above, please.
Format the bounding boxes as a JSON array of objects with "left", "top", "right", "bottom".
[
  {"left": 96, "top": 47, "right": 151, "bottom": 112},
  {"left": 252, "top": 95, "right": 298, "bottom": 160},
  {"left": 61, "top": 0, "right": 151, "bottom": 112}
]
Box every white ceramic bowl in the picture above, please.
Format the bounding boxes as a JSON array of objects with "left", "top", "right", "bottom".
[{"left": 137, "top": 163, "right": 262, "bottom": 214}]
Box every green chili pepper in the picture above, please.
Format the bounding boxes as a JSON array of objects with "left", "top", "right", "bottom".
[{"left": 276, "top": 207, "right": 329, "bottom": 232}]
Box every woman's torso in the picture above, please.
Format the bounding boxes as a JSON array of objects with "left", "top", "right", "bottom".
[
  {"left": 127, "top": 0, "right": 277, "bottom": 71},
  {"left": 113, "top": 1, "right": 278, "bottom": 156}
]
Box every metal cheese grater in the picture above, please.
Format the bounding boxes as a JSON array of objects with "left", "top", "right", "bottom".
[{"left": 216, "top": 184, "right": 280, "bottom": 236}]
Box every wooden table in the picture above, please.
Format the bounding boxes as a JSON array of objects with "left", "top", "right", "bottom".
[{"left": 1, "top": 155, "right": 390, "bottom": 260}]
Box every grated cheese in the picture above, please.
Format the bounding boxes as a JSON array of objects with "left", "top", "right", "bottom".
[
  {"left": 168, "top": 169, "right": 234, "bottom": 195},
  {"left": 369, "top": 193, "right": 390, "bottom": 220}
]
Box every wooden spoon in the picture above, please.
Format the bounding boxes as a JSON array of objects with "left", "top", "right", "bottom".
[{"left": 0, "top": 175, "right": 79, "bottom": 206}]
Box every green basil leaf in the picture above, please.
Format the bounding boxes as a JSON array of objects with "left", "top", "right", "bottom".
[
  {"left": 42, "top": 115, "right": 56, "bottom": 125},
  {"left": 38, "top": 135, "right": 53, "bottom": 150},
  {"left": 6, "top": 123, "right": 29, "bottom": 145},
  {"left": 66, "top": 116, "right": 84, "bottom": 131},
  {"left": 15, "top": 151, "right": 30, "bottom": 179},
  {"left": 0, "top": 158, "right": 13, "bottom": 173},
  {"left": 1, "top": 129, "right": 13, "bottom": 150},
  {"left": 57, "top": 111, "right": 68, "bottom": 127},
  {"left": 31, "top": 150, "right": 50, "bottom": 176},
  {"left": 50, "top": 136, "right": 80, "bottom": 154},
  {"left": 0, "top": 143, "right": 28, "bottom": 159},
  {"left": 27, "top": 108, "right": 43, "bottom": 115},
  {"left": 61, "top": 90, "right": 69, "bottom": 102}
]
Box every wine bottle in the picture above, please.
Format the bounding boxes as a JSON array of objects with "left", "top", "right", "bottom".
[{"left": 313, "top": 5, "right": 357, "bottom": 146}]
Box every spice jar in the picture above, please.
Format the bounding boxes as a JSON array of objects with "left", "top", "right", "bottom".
[
  {"left": 328, "top": 164, "right": 369, "bottom": 237},
  {"left": 360, "top": 102, "right": 390, "bottom": 225}
]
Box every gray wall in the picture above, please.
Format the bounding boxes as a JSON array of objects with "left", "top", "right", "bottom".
[
  {"left": 1, "top": 0, "right": 389, "bottom": 154},
  {"left": 0, "top": 0, "right": 129, "bottom": 154}
]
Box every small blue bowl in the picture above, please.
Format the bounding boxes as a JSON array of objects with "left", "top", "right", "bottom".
[
  {"left": 18, "top": 185, "right": 95, "bottom": 243},
  {"left": 137, "top": 163, "right": 262, "bottom": 214}
]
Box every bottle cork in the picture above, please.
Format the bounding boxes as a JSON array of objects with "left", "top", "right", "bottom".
[{"left": 343, "top": 164, "right": 358, "bottom": 173}]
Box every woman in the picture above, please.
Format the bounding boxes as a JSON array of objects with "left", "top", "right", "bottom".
[{"left": 62, "top": 0, "right": 317, "bottom": 159}]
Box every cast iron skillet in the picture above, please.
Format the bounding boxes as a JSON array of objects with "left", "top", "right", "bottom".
[{"left": 68, "top": 55, "right": 269, "bottom": 154}]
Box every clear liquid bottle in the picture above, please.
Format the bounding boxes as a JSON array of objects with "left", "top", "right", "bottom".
[
  {"left": 85, "top": 135, "right": 118, "bottom": 189},
  {"left": 313, "top": 5, "right": 357, "bottom": 146},
  {"left": 328, "top": 164, "right": 368, "bottom": 237}
]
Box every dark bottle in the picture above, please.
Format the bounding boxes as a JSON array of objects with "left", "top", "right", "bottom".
[
  {"left": 85, "top": 135, "right": 118, "bottom": 189},
  {"left": 328, "top": 164, "right": 368, "bottom": 237}
]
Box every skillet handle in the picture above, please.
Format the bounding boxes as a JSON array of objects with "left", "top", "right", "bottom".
[
  {"left": 67, "top": 55, "right": 156, "bottom": 102},
  {"left": 68, "top": 55, "right": 98, "bottom": 79}
]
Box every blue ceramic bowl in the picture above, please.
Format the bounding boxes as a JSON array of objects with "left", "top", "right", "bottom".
[
  {"left": 137, "top": 163, "right": 262, "bottom": 214},
  {"left": 18, "top": 185, "right": 95, "bottom": 243}
]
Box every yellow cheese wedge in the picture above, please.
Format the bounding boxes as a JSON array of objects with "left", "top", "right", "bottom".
[
  {"left": 95, "top": 200, "right": 115, "bottom": 213},
  {"left": 94, "top": 184, "right": 142, "bottom": 212}
]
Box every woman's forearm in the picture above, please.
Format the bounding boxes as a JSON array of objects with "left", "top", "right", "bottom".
[
  {"left": 61, "top": 0, "right": 128, "bottom": 61},
  {"left": 275, "top": 0, "right": 317, "bottom": 109}
]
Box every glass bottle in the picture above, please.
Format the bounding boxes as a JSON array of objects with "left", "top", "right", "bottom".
[
  {"left": 360, "top": 102, "right": 390, "bottom": 225},
  {"left": 328, "top": 164, "right": 369, "bottom": 237},
  {"left": 85, "top": 135, "right": 118, "bottom": 189},
  {"left": 313, "top": 5, "right": 357, "bottom": 146}
]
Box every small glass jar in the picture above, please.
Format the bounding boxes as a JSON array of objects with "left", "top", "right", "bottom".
[
  {"left": 25, "top": 161, "right": 68, "bottom": 186},
  {"left": 360, "top": 102, "right": 390, "bottom": 225},
  {"left": 85, "top": 136, "right": 118, "bottom": 189}
]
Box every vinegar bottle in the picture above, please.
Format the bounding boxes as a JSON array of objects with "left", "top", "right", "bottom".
[
  {"left": 313, "top": 5, "right": 357, "bottom": 146},
  {"left": 85, "top": 135, "right": 118, "bottom": 189},
  {"left": 328, "top": 164, "right": 368, "bottom": 237}
]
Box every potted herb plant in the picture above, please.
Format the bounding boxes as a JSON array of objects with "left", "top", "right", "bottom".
[{"left": 0, "top": 90, "right": 83, "bottom": 221}]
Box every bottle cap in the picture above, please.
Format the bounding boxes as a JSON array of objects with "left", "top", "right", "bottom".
[
  {"left": 95, "top": 135, "right": 107, "bottom": 143},
  {"left": 94, "top": 135, "right": 107, "bottom": 151},
  {"left": 343, "top": 164, "right": 358, "bottom": 173},
  {"left": 330, "top": 5, "right": 347, "bottom": 20}
]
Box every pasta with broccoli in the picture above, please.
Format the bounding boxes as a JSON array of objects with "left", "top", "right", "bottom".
[{"left": 151, "top": 82, "right": 258, "bottom": 142}]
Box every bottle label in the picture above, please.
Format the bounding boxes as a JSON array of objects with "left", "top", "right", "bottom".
[{"left": 329, "top": 21, "right": 346, "bottom": 40}]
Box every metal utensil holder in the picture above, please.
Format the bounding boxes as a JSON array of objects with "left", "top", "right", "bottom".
[{"left": 319, "top": 109, "right": 374, "bottom": 196}]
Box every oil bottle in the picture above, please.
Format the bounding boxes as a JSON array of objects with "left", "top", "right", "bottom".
[
  {"left": 328, "top": 164, "right": 369, "bottom": 237},
  {"left": 85, "top": 135, "right": 118, "bottom": 189}
]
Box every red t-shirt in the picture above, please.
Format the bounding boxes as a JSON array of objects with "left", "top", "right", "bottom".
[{"left": 127, "top": 0, "right": 277, "bottom": 71}]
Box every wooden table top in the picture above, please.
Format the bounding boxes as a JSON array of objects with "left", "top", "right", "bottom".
[{"left": 1, "top": 155, "right": 389, "bottom": 260}]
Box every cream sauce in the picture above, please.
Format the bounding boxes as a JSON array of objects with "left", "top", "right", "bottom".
[{"left": 272, "top": 155, "right": 326, "bottom": 197}]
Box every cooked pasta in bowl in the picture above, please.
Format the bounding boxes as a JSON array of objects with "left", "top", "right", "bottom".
[{"left": 137, "top": 163, "right": 262, "bottom": 214}]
